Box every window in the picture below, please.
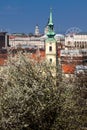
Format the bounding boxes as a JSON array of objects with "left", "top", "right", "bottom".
[
  {"left": 68, "top": 41, "right": 70, "bottom": 45},
  {"left": 74, "top": 42, "right": 76, "bottom": 47},
  {"left": 50, "top": 58, "right": 52, "bottom": 63},
  {"left": 49, "top": 46, "right": 52, "bottom": 51}
]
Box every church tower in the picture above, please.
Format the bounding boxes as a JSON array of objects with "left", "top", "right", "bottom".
[
  {"left": 45, "top": 9, "right": 58, "bottom": 67},
  {"left": 35, "top": 25, "right": 40, "bottom": 36}
]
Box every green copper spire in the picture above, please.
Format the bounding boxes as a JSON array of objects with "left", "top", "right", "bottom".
[
  {"left": 48, "top": 8, "right": 53, "bottom": 26},
  {"left": 47, "top": 8, "right": 55, "bottom": 39}
]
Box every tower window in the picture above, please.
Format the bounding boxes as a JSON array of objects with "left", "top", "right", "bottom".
[
  {"left": 50, "top": 58, "right": 52, "bottom": 63},
  {"left": 49, "top": 46, "right": 52, "bottom": 51}
]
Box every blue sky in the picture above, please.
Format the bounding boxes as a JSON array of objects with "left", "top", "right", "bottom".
[{"left": 0, "top": 0, "right": 87, "bottom": 34}]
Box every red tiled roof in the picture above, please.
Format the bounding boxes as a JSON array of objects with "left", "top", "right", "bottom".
[
  {"left": 9, "top": 35, "right": 16, "bottom": 39},
  {"left": 62, "top": 64, "right": 75, "bottom": 74},
  {"left": 0, "top": 54, "right": 7, "bottom": 65},
  {"left": 30, "top": 50, "right": 45, "bottom": 62}
]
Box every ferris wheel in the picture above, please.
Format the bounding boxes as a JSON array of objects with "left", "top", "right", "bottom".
[{"left": 65, "top": 27, "right": 82, "bottom": 36}]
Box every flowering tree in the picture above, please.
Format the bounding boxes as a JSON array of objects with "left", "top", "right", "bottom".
[{"left": 0, "top": 53, "right": 87, "bottom": 130}]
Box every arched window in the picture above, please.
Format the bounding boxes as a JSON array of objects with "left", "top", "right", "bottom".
[
  {"left": 49, "top": 46, "right": 52, "bottom": 51},
  {"left": 50, "top": 58, "right": 52, "bottom": 63}
]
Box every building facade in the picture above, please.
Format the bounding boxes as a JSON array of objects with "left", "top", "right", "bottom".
[
  {"left": 61, "top": 33, "right": 87, "bottom": 75},
  {"left": 9, "top": 34, "right": 45, "bottom": 49},
  {"left": 65, "top": 33, "right": 87, "bottom": 50},
  {"left": 0, "top": 32, "right": 9, "bottom": 49}
]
